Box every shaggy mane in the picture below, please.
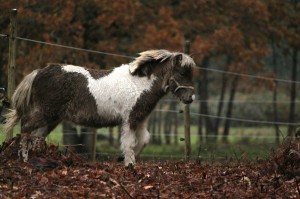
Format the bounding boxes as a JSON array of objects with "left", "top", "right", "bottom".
[{"left": 129, "top": 49, "right": 195, "bottom": 74}]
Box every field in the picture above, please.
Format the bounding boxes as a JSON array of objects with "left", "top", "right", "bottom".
[
  {"left": 54, "top": 125, "right": 288, "bottom": 161},
  {"left": 0, "top": 128, "right": 299, "bottom": 198},
  {"left": 0, "top": 124, "right": 286, "bottom": 161},
  {"left": 0, "top": 124, "right": 289, "bottom": 162}
]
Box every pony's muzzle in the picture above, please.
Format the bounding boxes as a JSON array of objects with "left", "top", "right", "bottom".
[
  {"left": 173, "top": 86, "right": 195, "bottom": 104},
  {"left": 182, "top": 94, "right": 195, "bottom": 104}
]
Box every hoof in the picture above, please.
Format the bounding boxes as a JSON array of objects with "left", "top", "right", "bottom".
[
  {"left": 125, "top": 163, "right": 134, "bottom": 170},
  {"left": 117, "top": 155, "right": 124, "bottom": 162}
]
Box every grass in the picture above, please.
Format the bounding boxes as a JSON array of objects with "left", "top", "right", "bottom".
[{"left": 0, "top": 124, "right": 287, "bottom": 161}]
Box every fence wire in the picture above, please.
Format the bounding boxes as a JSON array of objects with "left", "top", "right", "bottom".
[
  {"left": 1, "top": 34, "right": 298, "bottom": 84},
  {"left": 154, "top": 109, "right": 300, "bottom": 126},
  {"left": 0, "top": 35, "right": 299, "bottom": 126},
  {"left": 161, "top": 98, "right": 300, "bottom": 104},
  {"left": 16, "top": 36, "right": 135, "bottom": 59},
  {"left": 52, "top": 130, "right": 286, "bottom": 139}
]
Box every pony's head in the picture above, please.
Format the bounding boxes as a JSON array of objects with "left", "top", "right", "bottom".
[{"left": 130, "top": 50, "right": 195, "bottom": 104}]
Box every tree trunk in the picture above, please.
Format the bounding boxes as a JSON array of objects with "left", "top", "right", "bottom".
[
  {"left": 199, "top": 57, "right": 214, "bottom": 142},
  {"left": 108, "top": 127, "right": 114, "bottom": 145},
  {"left": 118, "top": 125, "right": 121, "bottom": 144},
  {"left": 287, "top": 48, "right": 298, "bottom": 136},
  {"left": 149, "top": 113, "right": 154, "bottom": 143},
  {"left": 273, "top": 84, "right": 280, "bottom": 143},
  {"left": 157, "top": 102, "right": 163, "bottom": 145},
  {"left": 271, "top": 43, "right": 280, "bottom": 144},
  {"left": 222, "top": 76, "right": 239, "bottom": 143},
  {"left": 215, "top": 57, "right": 231, "bottom": 139},
  {"left": 170, "top": 98, "right": 178, "bottom": 145},
  {"left": 150, "top": 112, "right": 157, "bottom": 144},
  {"left": 197, "top": 81, "right": 203, "bottom": 143},
  {"left": 215, "top": 73, "right": 227, "bottom": 137},
  {"left": 164, "top": 101, "right": 172, "bottom": 145}
]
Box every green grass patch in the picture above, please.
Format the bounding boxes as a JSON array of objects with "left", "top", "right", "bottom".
[{"left": 0, "top": 124, "right": 285, "bottom": 161}]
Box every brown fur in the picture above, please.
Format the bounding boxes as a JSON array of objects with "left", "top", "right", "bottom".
[{"left": 4, "top": 50, "right": 195, "bottom": 166}]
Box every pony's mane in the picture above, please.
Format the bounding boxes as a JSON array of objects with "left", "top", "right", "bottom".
[{"left": 129, "top": 49, "right": 195, "bottom": 74}]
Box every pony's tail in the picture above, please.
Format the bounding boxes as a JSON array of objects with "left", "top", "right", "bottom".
[
  {"left": 3, "top": 109, "right": 18, "bottom": 134},
  {"left": 4, "top": 69, "right": 39, "bottom": 134}
]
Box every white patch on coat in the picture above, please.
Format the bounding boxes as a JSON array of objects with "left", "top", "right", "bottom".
[{"left": 62, "top": 64, "right": 157, "bottom": 122}]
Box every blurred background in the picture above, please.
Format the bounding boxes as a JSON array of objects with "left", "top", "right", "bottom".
[{"left": 0, "top": 0, "right": 300, "bottom": 161}]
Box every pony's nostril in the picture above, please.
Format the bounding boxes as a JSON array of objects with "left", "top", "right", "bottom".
[
  {"left": 191, "top": 94, "right": 195, "bottom": 101},
  {"left": 183, "top": 97, "right": 193, "bottom": 104}
]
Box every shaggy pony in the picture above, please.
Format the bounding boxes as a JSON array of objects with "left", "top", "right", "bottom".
[{"left": 4, "top": 49, "right": 195, "bottom": 166}]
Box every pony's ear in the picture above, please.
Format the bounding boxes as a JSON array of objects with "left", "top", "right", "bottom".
[
  {"left": 174, "top": 54, "right": 182, "bottom": 66},
  {"left": 129, "top": 64, "right": 138, "bottom": 74}
]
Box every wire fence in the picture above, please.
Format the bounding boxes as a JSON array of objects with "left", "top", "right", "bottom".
[
  {"left": 197, "top": 66, "right": 300, "bottom": 84},
  {"left": 0, "top": 34, "right": 298, "bottom": 160},
  {"left": 16, "top": 36, "right": 136, "bottom": 59},
  {"left": 37, "top": 125, "right": 284, "bottom": 161},
  {"left": 52, "top": 129, "right": 286, "bottom": 139},
  {"left": 43, "top": 125, "right": 285, "bottom": 161},
  {"left": 1, "top": 36, "right": 298, "bottom": 127},
  {"left": 1, "top": 34, "right": 299, "bottom": 84},
  {"left": 161, "top": 98, "right": 300, "bottom": 104}
]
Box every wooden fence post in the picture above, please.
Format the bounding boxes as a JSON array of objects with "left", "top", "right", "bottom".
[
  {"left": 91, "top": 128, "right": 97, "bottom": 161},
  {"left": 183, "top": 40, "right": 191, "bottom": 160},
  {"left": 6, "top": 9, "right": 17, "bottom": 141}
]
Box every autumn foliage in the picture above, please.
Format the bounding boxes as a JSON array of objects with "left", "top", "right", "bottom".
[
  {"left": 0, "top": 0, "right": 299, "bottom": 82},
  {"left": 0, "top": 135, "right": 299, "bottom": 198}
]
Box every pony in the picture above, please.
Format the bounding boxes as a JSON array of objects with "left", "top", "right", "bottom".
[{"left": 4, "top": 49, "right": 195, "bottom": 166}]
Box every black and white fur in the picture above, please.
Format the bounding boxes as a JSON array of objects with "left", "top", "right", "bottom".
[{"left": 4, "top": 49, "right": 195, "bottom": 166}]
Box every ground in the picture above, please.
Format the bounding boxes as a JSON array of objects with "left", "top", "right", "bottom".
[{"left": 0, "top": 135, "right": 299, "bottom": 198}]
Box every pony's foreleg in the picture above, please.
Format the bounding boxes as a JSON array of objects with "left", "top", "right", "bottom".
[{"left": 120, "top": 125, "right": 137, "bottom": 167}]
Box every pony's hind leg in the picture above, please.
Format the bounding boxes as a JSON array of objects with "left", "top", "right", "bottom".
[
  {"left": 31, "top": 121, "right": 60, "bottom": 137},
  {"left": 31, "top": 126, "right": 48, "bottom": 137},
  {"left": 20, "top": 109, "right": 52, "bottom": 135},
  {"left": 18, "top": 110, "right": 54, "bottom": 162},
  {"left": 21, "top": 118, "right": 47, "bottom": 135}
]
